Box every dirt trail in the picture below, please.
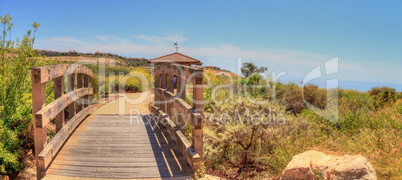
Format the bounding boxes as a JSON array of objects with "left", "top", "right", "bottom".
[{"left": 94, "top": 91, "right": 152, "bottom": 115}]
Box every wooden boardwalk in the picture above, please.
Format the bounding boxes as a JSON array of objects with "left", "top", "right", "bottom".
[
  {"left": 32, "top": 64, "right": 203, "bottom": 179},
  {"left": 45, "top": 114, "right": 193, "bottom": 179}
]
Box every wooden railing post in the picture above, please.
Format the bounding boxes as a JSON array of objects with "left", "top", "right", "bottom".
[
  {"left": 68, "top": 73, "right": 76, "bottom": 120},
  {"left": 192, "top": 76, "right": 204, "bottom": 160},
  {"left": 88, "top": 75, "right": 92, "bottom": 105},
  {"left": 162, "top": 91, "right": 166, "bottom": 113},
  {"left": 161, "top": 73, "right": 167, "bottom": 89},
  {"left": 31, "top": 67, "right": 47, "bottom": 180},
  {"left": 193, "top": 77, "right": 204, "bottom": 116},
  {"left": 167, "top": 74, "right": 174, "bottom": 119},
  {"left": 77, "top": 74, "right": 84, "bottom": 112},
  {"left": 177, "top": 112, "right": 186, "bottom": 133},
  {"left": 162, "top": 74, "right": 167, "bottom": 112},
  {"left": 154, "top": 89, "right": 159, "bottom": 109},
  {"left": 83, "top": 75, "right": 90, "bottom": 108},
  {"left": 154, "top": 76, "right": 159, "bottom": 89},
  {"left": 54, "top": 76, "right": 65, "bottom": 133},
  {"left": 154, "top": 77, "right": 160, "bottom": 109},
  {"left": 158, "top": 90, "right": 163, "bottom": 110},
  {"left": 176, "top": 75, "right": 186, "bottom": 133},
  {"left": 177, "top": 75, "right": 186, "bottom": 100},
  {"left": 158, "top": 76, "right": 164, "bottom": 110},
  {"left": 167, "top": 74, "right": 174, "bottom": 92}
]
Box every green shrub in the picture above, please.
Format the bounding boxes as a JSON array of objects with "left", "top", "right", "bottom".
[
  {"left": 0, "top": 15, "right": 54, "bottom": 177},
  {"left": 369, "top": 87, "right": 398, "bottom": 109},
  {"left": 111, "top": 67, "right": 150, "bottom": 93}
]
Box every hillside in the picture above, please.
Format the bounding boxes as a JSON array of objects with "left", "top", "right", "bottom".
[
  {"left": 35, "top": 50, "right": 148, "bottom": 67},
  {"left": 204, "top": 67, "right": 238, "bottom": 77}
]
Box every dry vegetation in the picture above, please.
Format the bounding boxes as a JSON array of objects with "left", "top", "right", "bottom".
[{"left": 201, "top": 70, "right": 402, "bottom": 179}]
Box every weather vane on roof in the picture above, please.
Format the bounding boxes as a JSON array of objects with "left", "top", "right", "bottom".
[{"left": 174, "top": 41, "right": 179, "bottom": 52}]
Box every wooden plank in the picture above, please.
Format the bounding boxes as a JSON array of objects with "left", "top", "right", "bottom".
[
  {"left": 45, "top": 114, "right": 194, "bottom": 178},
  {"left": 54, "top": 155, "right": 182, "bottom": 165},
  {"left": 58, "top": 147, "right": 176, "bottom": 154},
  {"left": 173, "top": 126, "right": 201, "bottom": 169},
  {"left": 150, "top": 106, "right": 201, "bottom": 170},
  {"left": 35, "top": 88, "right": 93, "bottom": 128},
  {"left": 51, "top": 160, "right": 164, "bottom": 167},
  {"left": 71, "top": 131, "right": 157, "bottom": 136},
  {"left": 38, "top": 106, "right": 94, "bottom": 169},
  {"left": 57, "top": 143, "right": 171, "bottom": 148},
  {"left": 53, "top": 156, "right": 188, "bottom": 163},
  {"left": 152, "top": 106, "right": 178, "bottom": 142},
  {"left": 95, "top": 166, "right": 193, "bottom": 174},
  {"left": 47, "top": 169, "right": 185, "bottom": 179},
  {"left": 155, "top": 88, "right": 202, "bottom": 128},
  {"left": 174, "top": 98, "right": 203, "bottom": 128},
  {"left": 32, "top": 64, "right": 93, "bottom": 84},
  {"left": 153, "top": 86, "right": 204, "bottom": 166}
]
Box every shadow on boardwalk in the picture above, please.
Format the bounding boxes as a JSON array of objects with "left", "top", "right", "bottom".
[{"left": 44, "top": 92, "right": 194, "bottom": 179}]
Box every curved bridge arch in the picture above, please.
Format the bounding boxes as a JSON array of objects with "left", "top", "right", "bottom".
[
  {"left": 32, "top": 64, "right": 94, "bottom": 179},
  {"left": 31, "top": 63, "right": 204, "bottom": 179}
]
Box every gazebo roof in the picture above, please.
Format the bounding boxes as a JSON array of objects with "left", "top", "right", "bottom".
[{"left": 147, "top": 52, "right": 202, "bottom": 66}]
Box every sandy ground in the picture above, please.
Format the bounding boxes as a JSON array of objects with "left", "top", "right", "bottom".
[{"left": 94, "top": 91, "right": 152, "bottom": 115}]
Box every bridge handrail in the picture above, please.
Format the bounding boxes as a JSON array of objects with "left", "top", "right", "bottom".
[
  {"left": 151, "top": 106, "right": 201, "bottom": 167},
  {"left": 152, "top": 63, "right": 204, "bottom": 170},
  {"left": 155, "top": 88, "right": 203, "bottom": 128},
  {"left": 38, "top": 105, "right": 94, "bottom": 172},
  {"left": 32, "top": 64, "right": 93, "bottom": 84},
  {"left": 35, "top": 88, "right": 93, "bottom": 128},
  {"left": 31, "top": 64, "right": 94, "bottom": 179}
]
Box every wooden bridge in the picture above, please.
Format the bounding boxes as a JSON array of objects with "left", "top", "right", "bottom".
[{"left": 31, "top": 63, "right": 204, "bottom": 179}]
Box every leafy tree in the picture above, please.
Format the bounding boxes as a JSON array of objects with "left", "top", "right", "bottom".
[{"left": 241, "top": 62, "right": 267, "bottom": 77}]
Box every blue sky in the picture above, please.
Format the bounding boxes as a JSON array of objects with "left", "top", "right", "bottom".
[{"left": 1, "top": 0, "right": 402, "bottom": 91}]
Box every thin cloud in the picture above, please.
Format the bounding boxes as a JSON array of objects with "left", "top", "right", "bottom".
[
  {"left": 35, "top": 34, "right": 401, "bottom": 84},
  {"left": 130, "top": 33, "right": 186, "bottom": 44}
]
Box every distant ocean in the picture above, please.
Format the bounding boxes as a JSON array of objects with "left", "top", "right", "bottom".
[
  {"left": 277, "top": 77, "right": 402, "bottom": 92},
  {"left": 338, "top": 81, "right": 402, "bottom": 92}
]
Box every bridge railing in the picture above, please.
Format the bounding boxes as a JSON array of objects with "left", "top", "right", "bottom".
[
  {"left": 31, "top": 64, "right": 94, "bottom": 179},
  {"left": 151, "top": 63, "right": 204, "bottom": 170}
]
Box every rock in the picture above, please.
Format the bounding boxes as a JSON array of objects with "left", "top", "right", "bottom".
[{"left": 280, "top": 150, "right": 377, "bottom": 180}]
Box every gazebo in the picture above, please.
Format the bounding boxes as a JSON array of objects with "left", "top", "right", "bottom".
[{"left": 147, "top": 52, "right": 203, "bottom": 66}]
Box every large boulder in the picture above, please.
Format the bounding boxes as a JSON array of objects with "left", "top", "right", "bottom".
[{"left": 280, "top": 150, "right": 377, "bottom": 180}]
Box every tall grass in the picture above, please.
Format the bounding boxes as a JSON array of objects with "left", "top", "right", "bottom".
[{"left": 203, "top": 73, "right": 402, "bottom": 179}]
